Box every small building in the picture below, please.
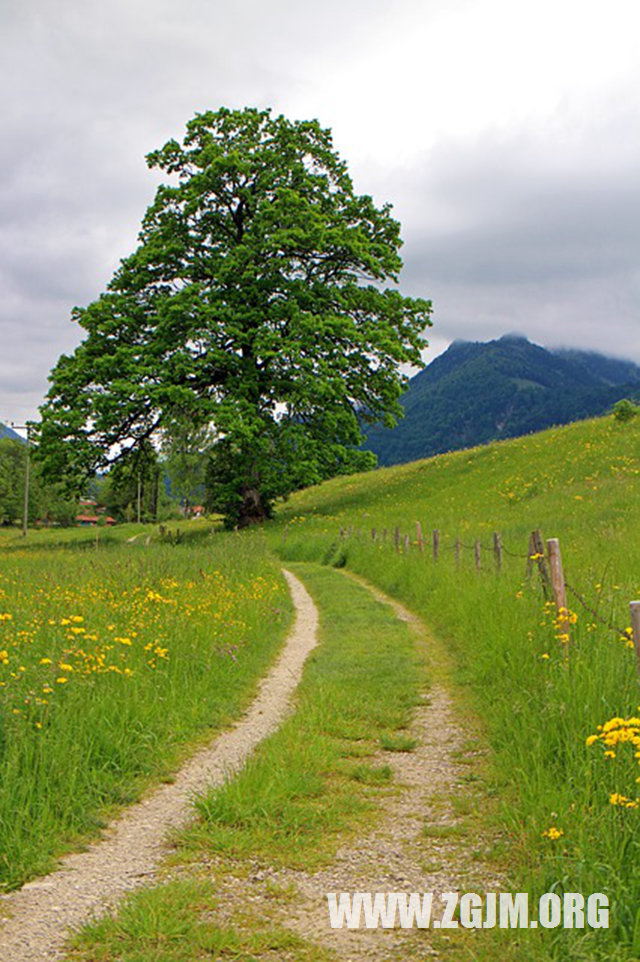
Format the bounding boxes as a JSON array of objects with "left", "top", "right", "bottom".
[{"left": 75, "top": 513, "right": 117, "bottom": 527}]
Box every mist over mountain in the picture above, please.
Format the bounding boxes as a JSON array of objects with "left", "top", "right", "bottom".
[{"left": 362, "top": 335, "right": 640, "bottom": 466}]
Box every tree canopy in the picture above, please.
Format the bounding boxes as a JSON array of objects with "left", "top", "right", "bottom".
[{"left": 36, "top": 107, "right": 432, "bottom": 526}]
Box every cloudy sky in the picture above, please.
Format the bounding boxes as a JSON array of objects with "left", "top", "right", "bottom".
[{"left": 2, "top": 0, "right": 639, "bottom": 424}]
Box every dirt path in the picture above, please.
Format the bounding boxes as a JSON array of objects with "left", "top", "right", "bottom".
[
  {"left": 0, "top": 569, "right": 318, "bottom": 962},
  {"left": 199, "top": 573, "right": 501, "bottom": 960}
]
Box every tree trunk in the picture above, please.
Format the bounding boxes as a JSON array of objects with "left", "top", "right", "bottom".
[
  {"left": 150, "top": 466, "right": 159, "bottom": 521},
  {"left": 237, "top": 485, "right": 269, "bottom": 527}
]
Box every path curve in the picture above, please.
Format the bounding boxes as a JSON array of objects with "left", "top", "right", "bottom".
[
  {"left": 0, "top": 569, "right": 318, "bottom": 962},
  {"left": 190, "top": 569, "right": 500, "bottom": 961}
]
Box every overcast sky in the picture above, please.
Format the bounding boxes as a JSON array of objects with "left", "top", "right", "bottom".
[{"left": 2, "top": 0, "right": 639, "bottom": 425}]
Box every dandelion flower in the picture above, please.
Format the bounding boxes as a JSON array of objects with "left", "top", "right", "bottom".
[{"left": 542, "top": 827, "right": 564, "bottom": 840}]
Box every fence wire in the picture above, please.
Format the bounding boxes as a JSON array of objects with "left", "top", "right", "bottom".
[
  {"left": 501, "top": 545, "right": 531, "bottom": 560},
  {"left": 339, "top": 524, "right": 634, "bottom": 642},
  {"left": 565, "top": 581, "right": 631, "bottom": 638}
]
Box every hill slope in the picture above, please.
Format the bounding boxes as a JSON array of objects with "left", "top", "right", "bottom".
[
  {"left": 362, "top": 334, "right": 640, "bottom": 465},
  {"left": 275, "top": 414, "right": 640, "bottom": 961},
  {"left": 0, "top": 423, "right": 25, "bottom": 443}
]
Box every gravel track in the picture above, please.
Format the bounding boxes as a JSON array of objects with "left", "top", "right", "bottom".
[
  {"left": 199, "top": 572, "right": 501, "bottom": 961},
  {"left": 0, "top": 569, "right": 318, "bottom": 962}
]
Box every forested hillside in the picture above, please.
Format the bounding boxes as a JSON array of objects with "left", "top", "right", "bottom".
[{"left": 363, "top": 335, "right": 640, "bottom": 465}]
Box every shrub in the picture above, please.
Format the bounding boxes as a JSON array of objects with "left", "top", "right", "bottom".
[{"left": 612, "top": 398, "right": 639, "bottom": 422}]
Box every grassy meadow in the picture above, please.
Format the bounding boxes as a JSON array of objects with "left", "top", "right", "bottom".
[
  {"left": 0, "top": 522, "right": 292, "bottom": 890},
  {"left": 2, "top": 413, "right": 639, "bottom": 961},
  {"left": 272, "top": 413, "right": 640, "bottom": 959}
]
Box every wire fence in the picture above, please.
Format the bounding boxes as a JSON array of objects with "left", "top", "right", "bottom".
[
  {"left": 565, "top": 581, "right": 632, "bottom": 640},
  {"left": 337, "top": 523, "right": 640, "bottom": 676}
]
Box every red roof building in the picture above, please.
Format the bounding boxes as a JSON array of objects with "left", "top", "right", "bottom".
[{"left": 75, "top": 514, "right": 117, "bottom": 526}]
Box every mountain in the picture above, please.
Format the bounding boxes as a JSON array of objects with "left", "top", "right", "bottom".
[
  {"left": 362, "top": 335, "right": 640, "bottom": 466},
  {"left": 0, "top": 423, "right": 26, "bottom": 443},
  {"left": 551, "top": 347, "right": 640, "bottom": 386}
]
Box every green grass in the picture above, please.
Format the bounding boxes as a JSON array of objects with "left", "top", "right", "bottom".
[
  {"left": 65, "top": 563, "right": 428, "bottom": 961},
  {"left": 0, "top": 524, "right": 292, "bottom": 890},
  {"left": 6, "top": 413, "right": 640, "bottom": 959},
  {"left": 181, "top": 564, "right": 422, "bottom": 870},
  {"left": 272, "top": 414, "right": 640, "bottom": 960},
  {"left": 379, "top": 732, "right": 418, "bottom": 752},
  {"left": 70, "top": 878, "right": 334, "bottom": 961}
]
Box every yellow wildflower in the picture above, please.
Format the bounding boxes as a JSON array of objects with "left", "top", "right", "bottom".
[
  {"left": 542, "top": 827, "right": 564, "bottom": 840},
  {"left": 609, "top": 793, "right": 638, "bottom": 809}
]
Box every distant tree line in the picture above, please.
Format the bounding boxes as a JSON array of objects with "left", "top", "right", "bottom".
[
  {"left": 0, "top": 410, "right": 378, "bottom": 528},
  {"left": 93, "top": 417, "right": 375, "bottom": 525},
  {"left": 0, "top": 439, "right": 77, "bottom": 526}
]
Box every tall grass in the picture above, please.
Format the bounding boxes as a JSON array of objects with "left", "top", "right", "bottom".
[
  {"left": 0, "top": 526, "right": 292, "bottom": 890},
  {"left": 70, "top": 563, "right": 422, "bottom": 962},
  {"left": 273, "top": 415, "right": 640, "bottom": 960}
]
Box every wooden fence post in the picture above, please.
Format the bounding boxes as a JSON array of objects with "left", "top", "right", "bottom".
[
  {"left": 403, "top": 533, "right": 410, "bottom": 554},
  {"left": 547, "top": 538, "right": 569, "bottom": 639},
  {"left": 493, "top": 532, "right": 503, "bottom": 572},
  {"left": 530, "top": 529, "right": 552, "bottom": 599},
  {"left": 371, "top": 528, "right": 377, "bottom": 542},
  {"left": 416, "top": 521, "right": 424, "bottom": 553},
  {"left": 630, "top": 601, "right": 640, "bottom": 681},
  {"left": 455, "top": 538, "right": 461, "bottom": 569},
  {"left": 474, "top": 540, "right": 481, "bottom": 571},
  {"left": 433, "top": 529, "right": 440, "bottom": 562},
  {"left": 394, "top": 527, "right": 400, "bottom": 552}
]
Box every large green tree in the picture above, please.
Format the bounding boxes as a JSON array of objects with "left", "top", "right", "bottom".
[{"left": 36, "top": 107, "right": 432, "bottom": 526}]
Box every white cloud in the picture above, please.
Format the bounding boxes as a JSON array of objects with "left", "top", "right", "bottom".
[{"left": 1, "top": 0, "right": 639, "bottom": 421}]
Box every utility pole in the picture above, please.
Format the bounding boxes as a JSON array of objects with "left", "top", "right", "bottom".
[{"left": 10, "top": 423, "right": 30, "bottom": 537}]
